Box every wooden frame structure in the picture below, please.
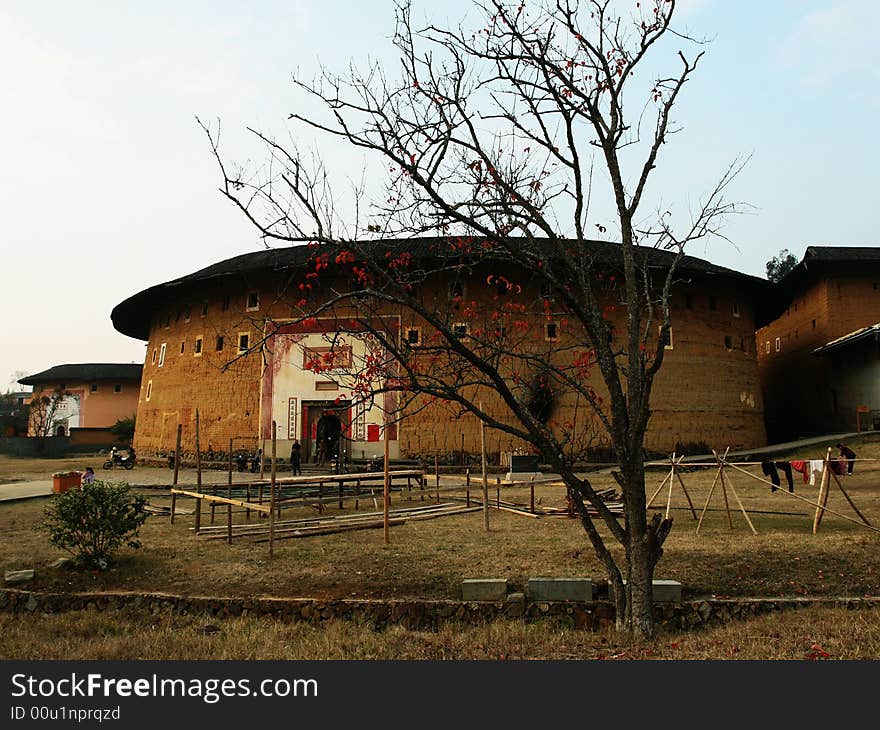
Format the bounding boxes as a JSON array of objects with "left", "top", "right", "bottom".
[{"left": 648, "top": 446, "right": 878, "bottom": 536}]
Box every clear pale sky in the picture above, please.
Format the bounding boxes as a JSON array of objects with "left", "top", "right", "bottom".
[{"left": 3, "top": 0, "right": 877, "bottom": 390}]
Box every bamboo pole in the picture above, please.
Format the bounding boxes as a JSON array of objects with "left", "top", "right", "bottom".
[
  {"left": 665, "top": 453, "right": 676, "bottom": 520},
  {"left": 674, "top": 468, "right": 699, "bottom": 520},
  {"left": 195, "top": 410, "right": 202, "bottom": 493},
  {"left": 723, "top": 471, "right": 758, "bottom": 535},
  {"left": 269, "top": 421, "right": 277, "bottom": 557},
  {"left": 227, "top": 438, "right": 233, "bottom": 498},
  {"left": 647, "top": 469, "right": 672, "bottom": 509},
  {"left": 530, "top": 476, "right": 535, "bottom": 514},
  {"left": 383, "top": 419, "right": 390, "bottom": 544},
  {"left": 721, "top": 459, "right": 880, "bottom": 534},
  {"left": 813, "top": 448, "right": 832, "bottom": 534},
  {"left": 696, "top": 448, "right": 729, "bottom": 534},
  {"left": 830, "top": 471, "right": 871, "bottom": 526},
  {"left": 171, "top": 423, "right": 183, "bottom": 524},
  {"left": 480, "top": 402, "right": 489, "bottom": 532},
  {"left": 171, "top": 489, "right": 270, "bottom": 512},
  {"left": 170, "top": 424, "right": 182, "bottom": 523}
]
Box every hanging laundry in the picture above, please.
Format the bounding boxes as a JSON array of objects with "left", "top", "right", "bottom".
[
  {"left": 761, "top": 460, "right": 780, "bottom": 491},
  {"left": 808, "top": 459, "right": 825, "bottom": 486},
  {"left": 790, "top": 460, "right": 809, "bottom": 484},
  {"left": 775, "top": 461, "right": 794, "bottom": 492}
]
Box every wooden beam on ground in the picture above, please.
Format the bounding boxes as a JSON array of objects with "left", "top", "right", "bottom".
[{"left": 170, "top": 489, "right": 271, "bottom": 513}]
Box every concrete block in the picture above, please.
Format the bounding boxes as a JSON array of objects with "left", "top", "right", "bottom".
[
  {"left": 619, "top": 579, "right": 682, "bottom": 602},
  {"left": 527, "top": 577, "right": 593, "bottom": 602},
  {"left": 461, "top": 578, "right": 509, "bottom": 601},
  {"left": 503, "top": 471, "right": 543, "bottom": 483},
  {"left": 652, "top": 580, "right": 682, "bottom": 602}
]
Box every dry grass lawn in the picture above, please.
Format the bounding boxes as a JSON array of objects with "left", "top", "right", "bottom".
[
  {"left": 3, "top": 436, "right": 880, "bottom": 660},
  {"left": 1, "top": 434, "right": 879, "bottom": 602},
  {"left": 1, "top": 605, "right": 877, "bottom": 659}
]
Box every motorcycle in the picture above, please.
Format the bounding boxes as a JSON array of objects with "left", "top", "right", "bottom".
[{"left": 103, "top": 451, "right": 135, "bottom": 470}]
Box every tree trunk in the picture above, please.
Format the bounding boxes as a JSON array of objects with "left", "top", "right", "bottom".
[{"left": 611, "top": 460, "right": 671, "bottom": 639}]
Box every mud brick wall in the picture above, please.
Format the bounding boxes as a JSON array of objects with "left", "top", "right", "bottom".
[
  {"left": 757, "top": 272, "right": 880, "bottom": 441},
  {"left": 132, "top": 269, "right": 767, "bottom": 458}
]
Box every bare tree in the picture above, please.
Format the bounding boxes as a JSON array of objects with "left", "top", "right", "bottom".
[
  {"left": 28, "top": 387, "right": 70, "bottom": 438},
  {"left": 204, "top": 0, "right": 744, "bottom": 638}
]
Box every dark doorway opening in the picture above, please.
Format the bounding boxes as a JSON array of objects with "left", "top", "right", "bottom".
[{"left": 302, "top": 400, "right": 351, "bottom": 464}]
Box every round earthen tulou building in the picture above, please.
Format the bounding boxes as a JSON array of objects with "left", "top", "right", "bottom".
[{"left": 112, "top": 239, "right": 771, "bottom": 464}]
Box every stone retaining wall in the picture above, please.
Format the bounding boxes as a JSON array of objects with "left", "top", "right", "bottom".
[{"left": 1, "top": 589, "right": 876, "bottom": 631}]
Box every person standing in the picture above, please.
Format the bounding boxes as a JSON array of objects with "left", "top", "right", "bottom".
[
  {"left": 290, "top": 440, "right": 302, "bottom": 476},
  {"left": 837, "top": 443, "right": 857, "bottom": 475}
]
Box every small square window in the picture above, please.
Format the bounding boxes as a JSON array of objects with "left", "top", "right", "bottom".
[
  {"left": 114, "top": 384, "right": 122, "bottom": 393},
  {"left": 194, "top": 337, "right": 203, "bottom": 356},
  {"left": 164, "top": 314, "right": 171, "bottom": 328},
  {"left": 315, "top": 381, "right": 339, "bottom": 392},
  {"left": 158, "top": 342, "right": 167, "bottom": 367},
  {"left": 184, "top": 305, "right": 191, "bottom": 322},
  {"left": 151, "top": 348, "right": 157, "bottom": 365},
  {"left": 180, "top": 341, "right": 186, "bottom": 354},
  {"left": 452, "top": 322, "right": 468, "bottom": 338},
  {"left": 544, "top": 322, "right": 559, "bottom": 341},
  {"left": 732, "top": 302, "right": 740, "bottom": 318},
  {"left": 540, "top": 282, "right": 553, "bottom": 299},
  {"left": 812, "top": 319, "right": 816, "bottom": 329},
  {"left": 215, "top": 335, "right": 224, "bottom": 352},
  {"left": 238, "top": 333, "right": 250, "bottom": 353},
  {"left": 222, "top": 295, "right": 230, "bottom": 312},
  {"left": 765, "top": 340, "right": 771, "bottom": 354},
  {"left": 90, "top": 383, "right": 98, "bottom": 393},
  {"left": 405, "top": 327, "right": 421, "bottom": 346},
  {"left": 145, "top": 380, "right": 152, "bottom": 401},
  {"left": 660, "top": 326, "right": 674, "bottom": 350},
  {"left": 201, "top": 301, "right": 209, "bottom": 317},
  {"left": 246, "top": 291, "right": 260, "bottom": 311},
  {"left": 775, "top": 337, "right": 781, "bottom": 353}
]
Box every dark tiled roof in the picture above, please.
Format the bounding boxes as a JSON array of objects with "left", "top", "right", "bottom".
[
  {"left": 803, "top": 246, "right": 880, "bottom": 263},
  {"left": 18, "top": 363, "right": 143, "bottom": 386},
  {"left": 762, "top": 245, "right": 880, "bottom": 322},
  {"left": 812, "top": 323, "right": 880, "bottom": 356},
  {"left": 111, "top": 238, "right": 770, "bottom": 340}
]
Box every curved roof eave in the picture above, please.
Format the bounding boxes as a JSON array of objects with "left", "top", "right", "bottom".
[{"left": 111, "top": 239, "right": 771, "bottom": 341}]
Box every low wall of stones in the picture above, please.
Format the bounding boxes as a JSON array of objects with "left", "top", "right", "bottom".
[{"left": 1, "top": 589, "right": 876, "bottom": 631}]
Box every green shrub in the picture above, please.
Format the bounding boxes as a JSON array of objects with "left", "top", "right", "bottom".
[{"left": 40, "top": 480, "right": 148, "bottom": 569}]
